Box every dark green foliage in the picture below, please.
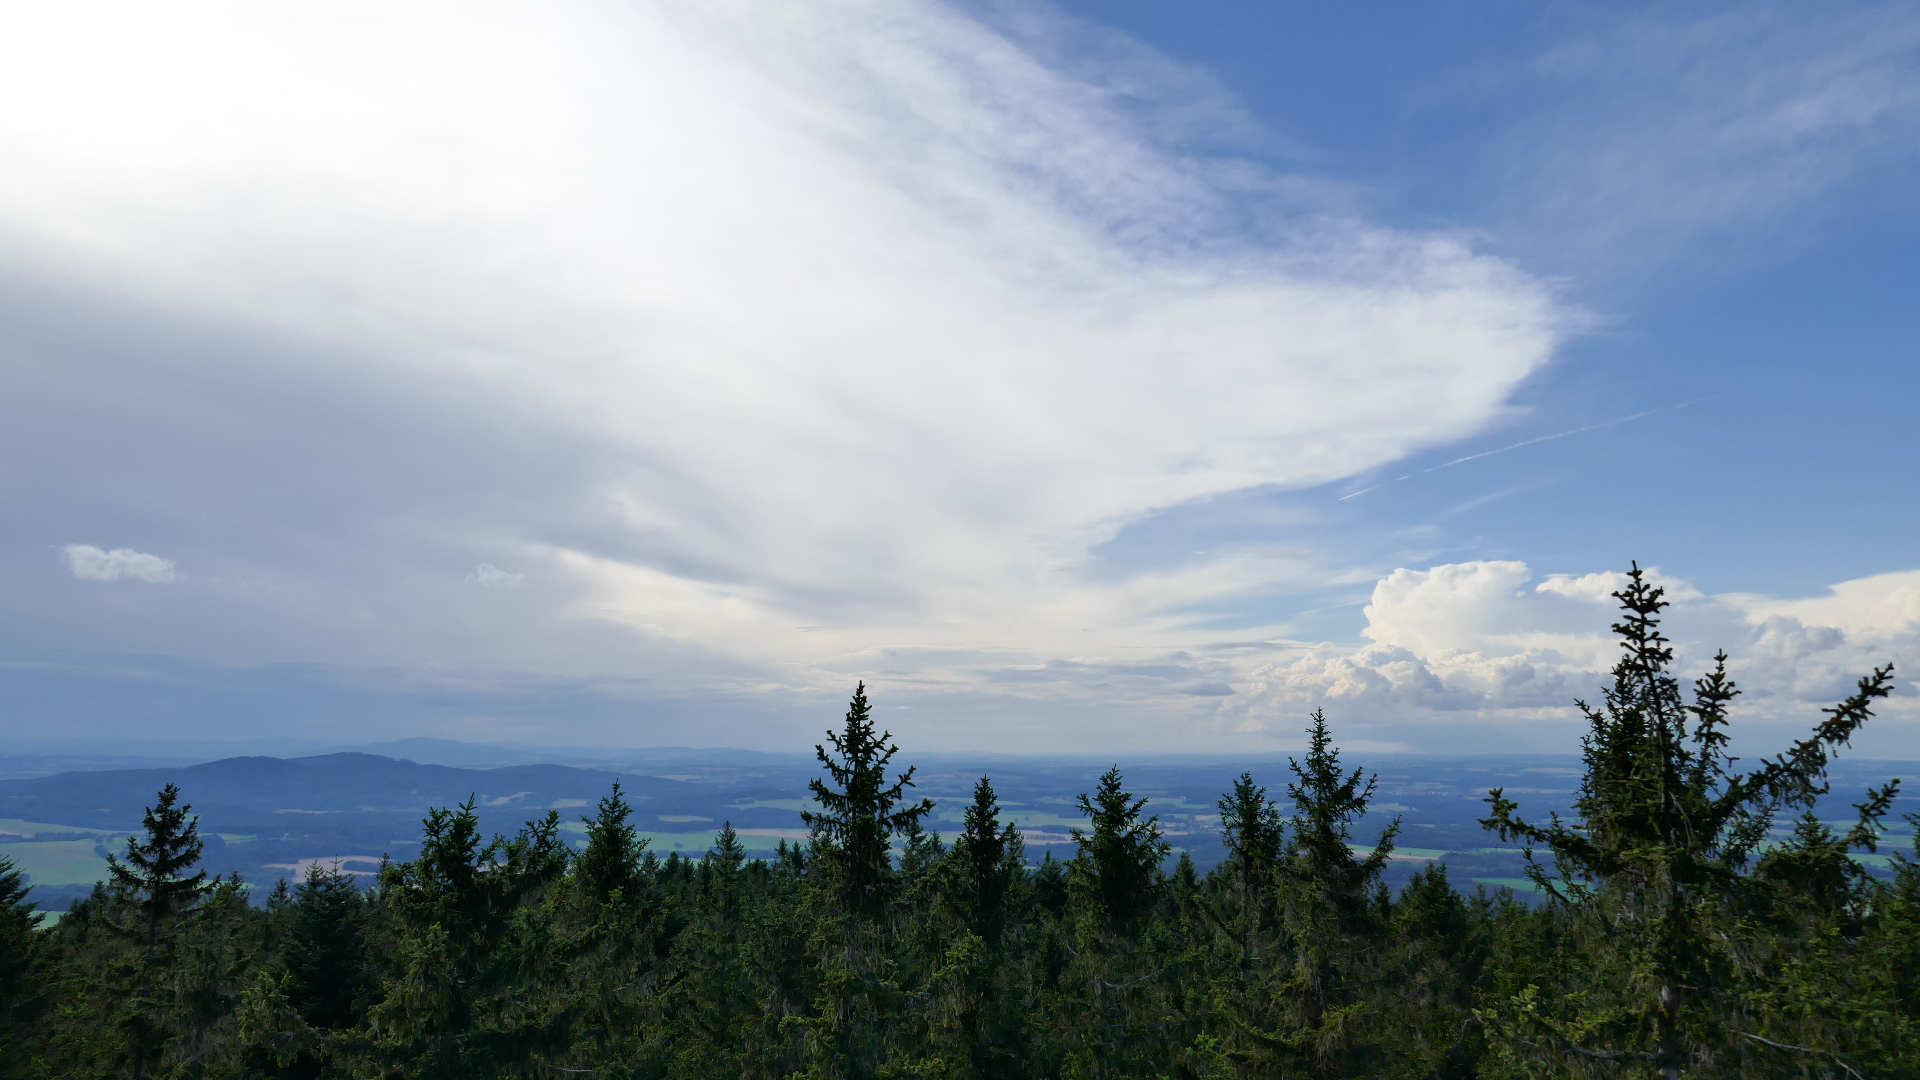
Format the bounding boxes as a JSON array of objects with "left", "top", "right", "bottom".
[
  {"left": 281, "top": 863, "right": 370, "bottom": 1032},
  {"left": 363, "top": 799, "right": 570, "bottom": 1078},
  {"left": 576, "top": 778, "right": 649, "bottom": 904},
  {"left": 0, "top": 854, "right": 46, "bottom": 1079},
  {"left": 951, "top": 775, "right": 1024, "bottom": 948},
  {"left": 1216, "top": 770, "right": 1282, "bottom": 966},
  {"left": 1285, "top": 709, "right": 1399, "bottom": 917},
  {"left": 802, "top": 681, "right": 934, "bottom": 917},
  {"left": 105, "top": 783, "right": 210, "bottom": 946},
  {"left": 3, "top": 583, "right": 1914, "bottom": 1079},
  {"left": 1068, "top": 765, "right": 1169, "bottom": 936},
  {"left": 1480, "top": 564, "right": 1903, "bottom": 1078}
]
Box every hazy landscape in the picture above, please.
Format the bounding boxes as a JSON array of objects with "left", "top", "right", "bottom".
[
  {"left": 6, "top": 740, "right": 1913, "bottom": 914},
  {"left": 5, "top": 1, "right": 1919, "bottom": 1075}
]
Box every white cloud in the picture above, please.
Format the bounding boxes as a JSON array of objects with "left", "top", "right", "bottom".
[
  {"left": 1727, "top": 570, "right": 1920, "bottom": 640},
  {"left": 0, "top": 1, "right": 1563, "bottom": 720},
  {"left": 1535, "top": 568, "right": 1703, "bottom": 605},
  {"left": 63, "top": 544, "right": 176, "bottom": 583},
  {"left": 469, "top": 564, "right": 525, "bottom": 590},
  {"left": 1232, "top": 560, "right": 1918, "bottom": 748}
]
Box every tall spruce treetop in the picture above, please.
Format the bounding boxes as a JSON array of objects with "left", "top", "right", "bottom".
[
  {"left": 802, "top": 682, "right": 933, "bottom": 914},
  {"left": 953, "top": 774, "right": 1024, "bottom": 946},
  {"left": 1484, "top": 565, "right": 1897, "bottom": 897},
  {"left": 282, "top": 862, "right": 371, "bottom": 1032},
  {"left": 710, "top": 821, "right": 746, "bottom": 872},
  {"left": 1480, "top": 563, "right": 1898, "bottom": 1076},
  {"left": 106, "top": 783, "right": 210, "bottom": 943},
  {"left": 1069, "top": 766, "right": 1169, "bottom": 935},
  {"left": 1218, "top": 771, "right": 1283, "bottom": 967},
  {"left": 0, "top": 855, "right": 34, "bottom": 922},
  {"left": 1285, "top": 710, "right": 1398, "bottom": 913},
  {"left": 576, "top": 779, "right": 649, "bottom": 904}
]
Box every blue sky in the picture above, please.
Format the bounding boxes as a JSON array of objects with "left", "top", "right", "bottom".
[
  {"left": 1040, "top": 0, "right": 1920, "bottom": 590},
  {"left": 1, "top": 0, "right": 1916, "bottom": 756}
]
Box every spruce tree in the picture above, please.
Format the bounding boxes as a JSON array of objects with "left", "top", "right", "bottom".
[
  {"left": 1265, "top": 713, "right": 1399, "bottom": 1077},
  {"left": 952, "top": 775, "right": 1023, "bottom": 948},
  {"left": 1068, "top": 766, "right": 1169, "bottom": 937},
  {"left": 107, "top": 783, "right": 211, "bottom": 946},
  {"left": 710, "top": 820, "right": 746, "bottom": 871},
  {"left": 1061, "top": 769, "right": 1176, "bottom": 1077},
  {"left": 282, "top": 862, "right": 370, "bottom": 1033},
  {"left": 0, "top": 855, "right": 44, "bottom": 1080},
  {"left": 367, "top": 801, "right": 571, "bottom": 1079},
  {"left": 1217, "top": 771, "right": 1283, "bottom": 970},
  {"left": 1481, "top": 563, "right": 1898, "bottom": 1078},
  {"left": 1285, "top": 710, "right": 1399, "bottom": 920},
  {"left": 802, "top": 682, "right": 933, "bottom": 916},
  {"left": 576, "top": 780, "right": 649, "bottom": 904}
]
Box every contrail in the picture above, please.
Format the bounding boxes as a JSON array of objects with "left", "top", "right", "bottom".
[{"left": 1338, "top": 402, "right": 1697, "bottom": 501}]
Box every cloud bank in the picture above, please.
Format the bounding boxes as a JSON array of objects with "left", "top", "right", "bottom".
[
  {"left": 14, "top": 3, "right": 1906, "bottom": 755},
  {"left": 0, "top": 1, "right": 1569, "bottom": 744},
  {"left": 1238, "top": 561, "right": 1919, "bottom": 753}
]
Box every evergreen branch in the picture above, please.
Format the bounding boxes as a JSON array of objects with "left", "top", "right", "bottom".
[
  {"left": 1718, "top": 665, "right": 1895, "bottom": 819},
  {"left": 1734, "top": 1031, "right": 1865, "bottom": 1080}
]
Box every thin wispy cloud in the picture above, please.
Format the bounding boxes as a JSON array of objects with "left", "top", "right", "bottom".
[
  {"left": 1488, "top": 0, "right": 1920, "bottom": 276},
  {"left": 1338, "top": 403, "right": 1695, "bottom": 501}
]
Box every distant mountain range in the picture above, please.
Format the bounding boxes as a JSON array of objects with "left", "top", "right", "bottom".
[
  {"left": 0, "top": 736, "right": 813, "bottom": 780},
  {"left": 3, "top": 744, "right": 1910, "bottom": 916},
  {"left": 0, "top": 749, "right": 818, "bottom": 913}
]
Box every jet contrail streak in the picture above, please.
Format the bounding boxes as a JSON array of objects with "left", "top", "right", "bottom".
[{"left": 1338, "top": 402, "right": 1696, "bottom": 501}]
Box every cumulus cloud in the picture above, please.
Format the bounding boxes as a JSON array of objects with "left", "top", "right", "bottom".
[
  {"left": 63, "top": 544, "right": 176, "bottom": 583},
  {"left": 0, "top": 1, "right": 1563, "bottom": 727},
  {"left": 1535, "top": 568, "right": 1703, "bottom": 605},
  {"left": 1233, "top": 560, "right": 1918, "bottom": 747}
]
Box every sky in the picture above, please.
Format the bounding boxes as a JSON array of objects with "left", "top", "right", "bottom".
[{"left": 2, "top": 0, "right": 1917, "bottom": 757}]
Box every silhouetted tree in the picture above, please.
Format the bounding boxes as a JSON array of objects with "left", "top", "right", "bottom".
[
  {"left": 801, "top": 682, "right": 933, "bottom": 916},
  {"left": 107, "top": 783, "right": 211, "bottom": 947},
  {"left": 952, "top": 775, "right": 1024, "bottom": 948},
  {"left": 576, "top": 779, "right": 649, "bottom": 905}
]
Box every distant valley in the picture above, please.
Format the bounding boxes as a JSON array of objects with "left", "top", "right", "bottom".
[{"left": 3, "top": 741, "right": 1913, "bottom": 912}]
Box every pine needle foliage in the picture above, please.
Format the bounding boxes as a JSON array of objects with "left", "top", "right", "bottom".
[{"left": 1480, "top": 563, "right": 1900, "bottom": 1078}]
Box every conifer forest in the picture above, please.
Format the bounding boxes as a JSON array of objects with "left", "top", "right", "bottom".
[{"left": 2, "top": 570, "right": 1915, "bottom": 1079}]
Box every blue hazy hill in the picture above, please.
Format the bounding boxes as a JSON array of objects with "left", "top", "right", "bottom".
[{"left": 2, "top": 744, "right": 1910, "bottom": 914}]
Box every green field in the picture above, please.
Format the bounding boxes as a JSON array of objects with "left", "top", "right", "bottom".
[
  {"left": 3, "top": 839, "right": 113, "bottom": 887},
  {"left": 0, "top": 817, "right": 119, "bottom": 838}
]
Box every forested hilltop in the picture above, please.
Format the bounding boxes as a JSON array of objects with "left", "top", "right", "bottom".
[{"left": 1, "top": 570, "right": 1914, "bottom": 1079}]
